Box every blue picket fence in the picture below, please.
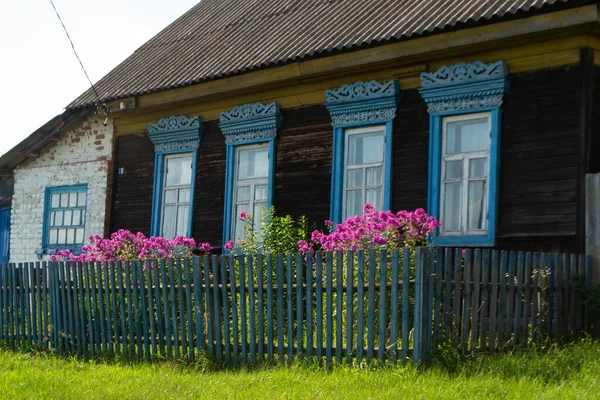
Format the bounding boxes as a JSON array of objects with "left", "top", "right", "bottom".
[
  {"left": 0, "top": 247, "right": 591, "bottom": 364},
  {"left": 0, "top": 208, "right": 10, "bottom": 264}
]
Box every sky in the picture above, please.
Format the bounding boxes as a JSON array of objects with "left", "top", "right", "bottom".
[{"left": 0, "top": 0, "right": 201, "bottom": 157}]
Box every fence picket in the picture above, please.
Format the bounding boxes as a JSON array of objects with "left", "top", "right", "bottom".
[
  {"left": 378, "top": 250, "right": 387, "bottom": 363},
  {"left": 177, "top": 259, "right": 187, "bottom": 360},
  {"left": 356, "top": 250, "right": 365, "bottom": 364},
  {"left": 389, "top": 249, "right": 399, "bottom": 363},
  {"left": 212, "top": 256, "right": 222, "bottom": 363},
  {"left": 305, "top": 252, "right": 313, "bottom": 359},
  {"left": 479, "top": 250, "right": 490, "bottom": 352},
  {"left": 452, "top": 249, "right": 462, "bottom": 349},
  {"left": 266, "top": 254, "right": 274, "bottom": 361},
  {"left": 228, "top": 255, "right": 239, "bottom": 363},
  {"left": 204, "top": 255, "right": 214, "bottom": 357},
  {"left": 489, "top": 251, "right": 499, "bottom": 353},
  {"left": 461, "top": 250, "right": 472, "bottom": 355},
  {"left": 514, "top": 252, "right": 524, "bottom": 347},
  {"left": 146, "top": 260, "right": 157, "bottom": 359},
  {"left": 401, "top": 248, "right": 410, "bottom": 363},
  {"left": 139, "top": 261, "right": 150, "bottom": 361},
  {"left": 325, "top": 252, "right": 333, "bottom": 366},
  {"left": 497, "top": 252, "right": 508, "bottom": 349},
  {"left": 471, "top": 250, "right": 481, "bottom": 353},
  {"left": 238, "top": 255, "right": 247, "bottom": 364},
  {"left": 287, "top": 253, "right": 294, "bottom": 364},
  {"left": 315, "top": 252, "right": 324, "bottom": 362},
  {"left": 367, "top": 250, "right": 376, "bottom": 363},
  {"left": 276, "top": 254, "right": 284, "bottom": 362},
  {"left": 297, "top": 252, "right": 304, "bottom": 358},
  {"left": 523, "top": 253, "right": 532, "bottom": 344},
  {"left": 220, "top": 256, "right": 231, "bottom": 363},
  {"left": 257, "top": 254, "right": 265, "bottom": 361},
  {"left": 153, "top": 260, "right": 164, "bottom": 357},
  {"left": 336, "top": 251, "right": 343, "bottom": 362},
  {"left": 194, "top": 257, "right": 205, "bottom": 356}
]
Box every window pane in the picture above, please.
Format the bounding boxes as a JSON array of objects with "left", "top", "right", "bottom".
[
  {"left": 68, "top": 193, "right": 77, "bottom": 207},
  {"left": 236, "top": 186, "right": 250, "bottom": 202},
  {"left": 165, "top": 155, "right": 192, "bottom": 187},
  {"left": 66, "top": 229, "right": 75, "bottom": 244},
  {"left": 346, "top": 169, "right": 363, "bottom": 188},
  {"left": 234, "top": 204, "right": 249, "bottom": 240},
  {"left": 63, "top": 210, "right": 73, "bottom": 226},
  {"left": 57, "top": 229, "right": 67, "bottom": 245},
  {"left": 51, "top": 194, "right": 60, "bottom": 208},
  {"left": 60, "top": 193, "right": 69, "bottom": 208},
  {"left": 347, "top": 131, "right": 384, "bottom": 165},
  {"left": 254, "top": 202, "right": 267, "bottom": 234},
  {"left": 366, "top": 167, "right": 383, "bottom": 186},
  {"left": 446, "top": 117, "right": 489, "bottom": 154},
  {"left": 164, "top": 190, "right": 177, "bottom": 204},
  {"left": 54, "top": 211, "right": 64, "bottom": 227},
  {"left": 468, "top": 181, "right": 486, "bottom": 230},
  {"left": 443, "top": 182, "right": 462, "bottom": 231},
  {"left": 49, "top": 229, "right": 58, "bottom": 245},
  {"left": 254, "top": 185, "right": 268, "bottom": 202},
  {"left": 50, "top": 212, "right": 56, "bottom": 227},
  {"left": 445, "top": 160, "right": 463, "bottom": 180},
  {"left": 366, "top": 189, "right": 382, "bottom": 210},
  {"left": 176, "top": 205, "right": 189, "bottom": 237},
  {"left": 77, "top": 192, "right": 87, "bottom": 207},
  {"left": 178, "top": 189, "right": 190, "bottom": 204},
  {"left": 72, "top": 210, "right": 82, "bottom": 226},
  {"left": 75, "top": 229, "right": 84, "bottom": 244},
  {"left": 469, "top": 158, "right": 487, "bottom": 178},
  {"left": 161, "top": 206, "right": 176, "bottom": 239},
  {"left": 238, "top": 147, "right": 268, "bottom": 180},
  {"left": 345, "top": 190, "right": 363, "bottom": 219}
]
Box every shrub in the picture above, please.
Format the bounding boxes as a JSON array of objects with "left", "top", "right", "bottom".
[{"left": 49, "top": 229, "right": 212, "bottom": 262}]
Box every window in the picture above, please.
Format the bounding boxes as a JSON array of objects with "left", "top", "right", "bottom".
[
  {"left": 148, "top": 115, "right": 202, "bottom": 239},
  {"left": 440, "top": 113, "right": 490, "bottom": 236},
  {"left": 232, "top": 144, "right": 269, "bottom": 240},
  {"left": 343, "top": 126, "right": 386, "bottom": 219},
  {"left": 219, "top": 102, "right": 281, "bottom": 247},
  {"left": 43, "top": 185, "right": 87, "bottom": 250},
  {"left": 160, "top": 154, "right": 193, "bottom": 239},
  {"left": 419, "top": 61, "right": 509, "bottom": 246},
  {"left": 326, "top": 80, "right": 400, "bottom": 222}
]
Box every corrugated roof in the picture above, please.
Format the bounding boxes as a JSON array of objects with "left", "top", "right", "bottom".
[{"left": 68, "top": 0, "right": 579, "bottom": 109}]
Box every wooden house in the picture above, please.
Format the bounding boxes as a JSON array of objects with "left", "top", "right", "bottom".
[{"left": 2, "top": 0, "right": 600, "bottom": 262}]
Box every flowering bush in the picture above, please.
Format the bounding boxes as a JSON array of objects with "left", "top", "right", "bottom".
[
  {"left": 306, "top": 203, "right": 440, "bottom": 253},
  {"left": 50, "top": 229, "right": 212, "bottom": 262},
  {"left": 226, "top": 207, "right": 312, "bottom": 255}
]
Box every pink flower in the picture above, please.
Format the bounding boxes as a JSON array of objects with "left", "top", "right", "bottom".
[
  {"left": 239, "top": 211, "right": 249, "bottom": 221},
  {"left": 223, "top": 240, "right": 235, "bottom": 251}
]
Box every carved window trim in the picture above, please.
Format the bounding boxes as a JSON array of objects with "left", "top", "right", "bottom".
[
  {"left": 148, "top": 115, "right": 203, "bottom": 238},
  {"left": 325, "top": 80, "right": 400, "bottom": 222},
  {"left": 419, "top": 61, "right": 510, "bottom": 247},
  {"left": 219, "top": 102, "right": 281, "bottom": 247}
]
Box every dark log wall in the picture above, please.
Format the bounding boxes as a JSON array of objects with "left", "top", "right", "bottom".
[
  {"left": 111, "top": 65, "right": 586, "bottom": 253},
  {"left": 274, "top": 106, "right": 333, "bottom": 230},
  {"left": 111, "top": 133, "right": 155, "bottom": 235},
  {"left": 497, "top": 65, "right": 582, "bottom": 252},
  {"left": 192, "top": 122, "right": 226, "bottom": 247},
  {"left": 392, "top": 90, "right": 429, "bottom": 212}
]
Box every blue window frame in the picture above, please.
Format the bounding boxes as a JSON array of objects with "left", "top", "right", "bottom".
[
  {"left": 219, "top": 102, "right": 281, "bottom": 247},
  {"left": 419, "top": 61, "right": 509, "bottom": 246},
  {"left": 42, "top": 184, "right": 88, "bottom": 251},
  {"left": 148, "top": 115, "right": 203, "bottom": 239},
  {"left": 325, "top": 80, "right": 400, "bottom": 222}
]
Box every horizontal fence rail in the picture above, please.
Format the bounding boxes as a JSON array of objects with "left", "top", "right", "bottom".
[{"left": 0, "top": 248, "right": 591, "bottom": 364}]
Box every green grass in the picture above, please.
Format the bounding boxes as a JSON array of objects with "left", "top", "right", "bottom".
[{"left": 1, "top": 340, "right": 599, "bottom": 399}]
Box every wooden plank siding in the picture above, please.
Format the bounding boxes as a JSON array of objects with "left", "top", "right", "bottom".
[{"left": 111, "top": 65, "right": 586, "bottom": 253}]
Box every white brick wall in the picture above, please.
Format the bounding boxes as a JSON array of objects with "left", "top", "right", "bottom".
[{"left": 9, "top": 115, "right": 114, "bottom": 262}]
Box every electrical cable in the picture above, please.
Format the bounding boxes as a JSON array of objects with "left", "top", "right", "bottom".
[{"left": 48, "top": 0, "right": 104, "bottom": 108}]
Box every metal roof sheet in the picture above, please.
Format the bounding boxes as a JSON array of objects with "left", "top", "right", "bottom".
[{"left": 67, "top": 0, "right": 578, "bottom": 109}]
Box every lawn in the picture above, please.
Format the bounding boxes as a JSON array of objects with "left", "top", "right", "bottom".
[{"left": 1, "top": 340, "right": 599, "bottom": 399}]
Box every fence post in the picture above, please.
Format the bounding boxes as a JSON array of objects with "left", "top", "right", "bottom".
[{"left": 413, "top": 248, "right": 426, "bottom": 363}]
